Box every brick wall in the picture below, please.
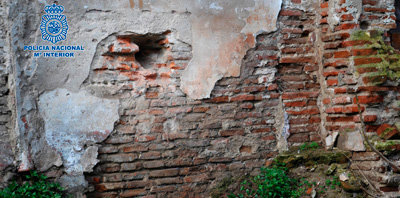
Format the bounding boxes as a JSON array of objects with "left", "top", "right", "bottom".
[
  {"left": 319, "top": 0, "right": 399, "bottom": 192},
  {"left": 83, "top": 0, "right": 400, "bottom": 196},
  {"left": 85, "top": 28, "right": 281, "bottom": 197}
]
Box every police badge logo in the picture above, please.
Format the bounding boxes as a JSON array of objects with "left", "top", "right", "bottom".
[{"left": 40, "top": 4, "right": 68, "bottom": 44}]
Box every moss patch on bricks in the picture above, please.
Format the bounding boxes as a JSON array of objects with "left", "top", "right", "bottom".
[
  {"left": 351, "top": 30, "right": 400, "bottom": 84},
  {"left": 211, "top": 148, "right": 368, "bottom": 198}
]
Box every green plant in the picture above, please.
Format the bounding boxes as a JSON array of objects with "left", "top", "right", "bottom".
[
  {"left": 228, "top": 163, "right": 305, "bottom": 198},
  {"left": 0, "top": 171, "right": 64, "bottom": 198},
  {"left": 299, "top": 141, "right": 320, "bottom": 151}
]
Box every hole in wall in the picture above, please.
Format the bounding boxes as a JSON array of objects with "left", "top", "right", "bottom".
[
  {"left": 131, "top": 33, "right": 168, "bottom": 69},
  {"left": 301, "top": 30, "right": 310, "bottom": 37},
  {"left": 360, "top": 21, "right": 369, "bottom": 30}
]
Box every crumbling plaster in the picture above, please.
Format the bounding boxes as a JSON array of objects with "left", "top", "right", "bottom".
[{"left": 5, "top": 0, "right": 284, "bottom": 192}]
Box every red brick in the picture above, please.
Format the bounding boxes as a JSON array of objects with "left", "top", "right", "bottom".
[
  {"left": 280, "top": 10, "right": 303, "bottom": 16},
  {"left": 252, "top": 128, "right": 272, "bottom": 133},
  {"left": 149, "top": 168, "right": 180, "bottom": 178},
  {"left": 193, "top": 106, "right": 210, "bottom": 113},
  {"left": 282, "top": 91, "right": 319, "bottom": 100},
  {"left": 334, "top": 51, "right": 350, "bottom": 58},
  {"left": 343, "top": 105, "right": 365, "bottom": 113},
  {"left": 235, "top": 112, "right": 261, "bottom": 119},
  {"left": 262, "top": 135, "right": 276, "bottom": 141},
  {"left": 334, "top": 87, "right": 347, "bottom": 94},
  {"left": 291, "top": 0, "right": 301, "bottom": 3},
  {"left": 240, "top": 103, "right": 254, "bottom": 109},
  {"left": 377, "top": 124, "right": 399, "bottom": 139},
  {"left": 323, "top": 71, "right": 341, "bottom": 77},
  {"left": 356, "top": 67, "right": 378, "bottom": 74},
  {"left": 363, "top": 115, "right": 377, "bottom": 122},
  {"left": 230, "top": 94, "right": 255, "bottom": 102},
  {"left": 205, "top": 96, "right": 229, "bottom": 103},
  {"left": 327, "top": 78, "right": 338, "bottom": 86},
  {"left": 362, "top": 0, "right": 377, "bottom": 5},
  {"left": 335, "top": 23, "right": 358, "bottom": 31},
  {"left": 326, "top": 116, "right": 355, "bottom": 122},
  {"left": 280, "top": 57, "right": 315, "bottom": 64},
  {"left": 324, "top": 59, "right": 349, "bottom": 68},
  {"left": 364, "top": 7, "right": 393, "bottom": 13},
  {"left": 351, "top": 48, "right": 377, "bottom": 56},
  {"left": 320, "top": 2, "right": 328, "bottom": 8},
  {"left": 168, "top": 107, "right": 192, "bottom": 114},
  {"left": 354, "top": 95, "right": 383, "bottom": 104},
  {"left": 145, "top": 92, "right": 158, "bottom": 99},
  {"left": 354, "top": 57, "right": 382, "bottom": 66},
  {"left": 362, "top": 75, "right": 387, "bottom": 84},
  {"left": 148, "top": 109, "right": 165, "bottom": 115},
  {"left": 326, "top": 106, "right": 344, "bottom": 114},
  {"left": 341, "top": 40, "right": 371, "bottom": 47},
  {"left": 288, "top": 133, "right": 309, "bottom": 143},
  {"left": 323, "top": 98, "right": 331, "bottom": 104},
  {"left": 122, "top": 145, "right": 148, "bottom": 153},
  {"left": 135, "top": 135, "right": 157, "bottom": 142},
  {"left": 284, "top": 101, "right": 307, "bottom": 107},
  {"left": 341, "top": 14, "right": 354, "bottom": 21},
  {"left": 120, "top": 189, "right": 146, "bottom": 197},
  {"left": 286, "top": 108, "right": 319, "bottom": 115},
  {"left": 220, "top": 129, "right": 245, "bottom": 137},
  {"left": 380, "top": 186, "right": 398, "bottom": 192}
]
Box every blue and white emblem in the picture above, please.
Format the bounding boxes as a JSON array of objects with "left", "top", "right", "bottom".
[{"left": 40, "top": 4, "right": 68, "bottom": 44}]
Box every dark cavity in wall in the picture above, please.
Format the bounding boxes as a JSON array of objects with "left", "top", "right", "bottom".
[{"left": 129, "top": 32, "right": 168, "bottom": 69}]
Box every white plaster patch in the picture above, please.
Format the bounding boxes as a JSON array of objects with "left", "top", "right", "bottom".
[
  {"left": 180, "top": 0, "right": 282, "bottom": 99},
  {"left": 38, "top": 88, "right": 119, "bottom": 174}
]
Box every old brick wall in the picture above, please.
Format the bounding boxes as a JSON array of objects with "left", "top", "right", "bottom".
[
  {"left": 319, "top": 0, "right": 399, "bottom": 193},
  {"left": 1, "top": 0, "right": 400, "bottom": 196},
  {"left": 85, "top": 0, "right": 400, "bottom": 197},
  {"left": 85, "top": 1, "right": 323, "bottom": 197}
]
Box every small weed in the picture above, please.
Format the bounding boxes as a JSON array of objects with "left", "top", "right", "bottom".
[{"left": 299, "top": 142, "right": 320, "bottom": 151}]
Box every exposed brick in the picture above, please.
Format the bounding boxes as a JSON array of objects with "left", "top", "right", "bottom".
[
  {"left": 149, "top": 168, "right": 180, "bottom": 178},
  {"left": 120, "top": 189, "right": 146, "bottom": 197},
  {"left": 354, "top": 57, "right": 382, "bottom": 66},
  {"left": 333, "top": 51, "right": 350, "bottom": 58},
  {"left": 280, "top": 10, "right": 303, "bottom": 16},
  {"left": 377, "top": 124, "right": 399, "bottom": 140},
  {"left": 220, "top": 129, "right": 245, "bottom": 136}
]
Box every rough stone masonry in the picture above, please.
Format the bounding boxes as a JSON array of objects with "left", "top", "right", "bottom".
[{"left": 1, "top": 0, "right": 400, "bottom": 197}]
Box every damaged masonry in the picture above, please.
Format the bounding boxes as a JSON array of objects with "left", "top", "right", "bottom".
[{"left": 1, "top": 0, "right": 400, "bottom": 197}]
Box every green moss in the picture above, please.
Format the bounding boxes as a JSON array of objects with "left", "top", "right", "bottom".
[
  {"left": 351, "top": 30, "right": 400, "bottom": 84},
  {"left": 274, "top": 149, "right": 350, "bottom": 168},
  {"left": 374, "top": 140, "right": 400, "bottom": 151},
  {"left": 351, "top": 30, "right": 381, "bottom": 42}
]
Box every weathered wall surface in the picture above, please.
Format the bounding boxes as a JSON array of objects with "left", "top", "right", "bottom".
[
  {"left": 0, "top": 0, "right": 14, "bottom": 187},
  {"left": 2, "top": 0, "right": 400, "bottom": 197}
]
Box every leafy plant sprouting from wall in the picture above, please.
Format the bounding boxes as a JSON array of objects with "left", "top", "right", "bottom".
[
  {"left": 351, "top": 30, "right": 400, "bottom": 84},
  {"left": 0, "top": 171, "right": 65, "bottom": 198}
]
